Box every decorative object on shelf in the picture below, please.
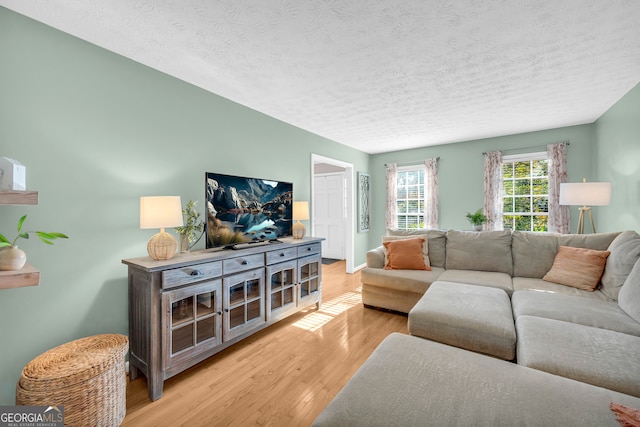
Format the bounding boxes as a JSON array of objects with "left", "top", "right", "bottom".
[
  {"left": 292, "top": 201, "right": 309, "bottom": 239},
  {"left": 140, "top": 196, "right": 184, "bottom": 260},
  {"left": 358, "top": 172, "right": 370, "bottom": 232},
  {"left": 560, "top": 178, "right": 611, "bottom": 234},
  {"left": 0, "top": 157, "right": 26, "bottom": 191},
  {"left": 466, "top": 208, "right": 488, "bottom": 231},
  {"left": 0, "top": 214, "right": 69, "bottom": 271},
  {"left": 174, "top": 200, "right": 205, "bottom": 252}
]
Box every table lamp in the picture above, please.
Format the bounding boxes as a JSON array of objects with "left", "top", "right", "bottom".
[
  {"left": 559, "top": 179, "right": 611, "bottom": 234},
  {"left": 140, "top": 196, "right": 184, "bottom": 260},
  {"left": 293, "top": 201, "right": 309, "bottom": 239}
]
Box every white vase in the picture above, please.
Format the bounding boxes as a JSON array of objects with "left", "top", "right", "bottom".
[
  {"left": 179, "top": 234, "right": 190, "bottom": 253},
  {"left": 0, "top": 246, "right": 27, "bottom": 271},
  {"left": 473, "top": 224, "right": 483, "bottom": 231}
]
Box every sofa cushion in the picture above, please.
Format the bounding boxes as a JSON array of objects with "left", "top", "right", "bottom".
[
  {"left": 408, "top": 282, "right": 516, "bottom": 360},
  {"left": 360, "top": 267, "right": 444, "bottom": 295},
  {"left": 542, "top": 246, "right": 610, "bottom": 291},
  {"left": 438, "top": 270, "right": 513, "bottom": 294},
  {"left": 386, "top": 228, "right": 446, "bottom": 268},
  {"left": 619, "top": 259, "right": 640, "bottom": 324},
  {"left": 601, "top": 231, "right": 640, "bottom": 300},
  {"left": 445, "top": 230, "right": 512, "bottom": 274},
  {"left": 382, "top": 235, "right": 430, "bottom": 268},
  {"left": 512, "top": 277, "right": 612, "bottom": 301},
  {"left": 516, "top": 316, "right": 640, "bottom": 398},
  {"left": 313, "top": 333, "right": 640, "bottom": 427},
  {"left": 512, "top": 231, "right": 620, "bottom": 279},
  {"left": 511, "top": 290, "right": 640, "bottom": 336}
]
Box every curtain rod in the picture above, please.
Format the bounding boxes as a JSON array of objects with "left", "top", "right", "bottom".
[
  {"left": 482, "top": 141, "right": 570, "bottom": 156},
  {"left": 384, "top": 157, "right": 439, "bottom": 167}
]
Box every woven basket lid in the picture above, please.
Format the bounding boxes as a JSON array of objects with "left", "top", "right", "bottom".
[{"left": 19, "top": 334, "right": 128, "bottom": 392}]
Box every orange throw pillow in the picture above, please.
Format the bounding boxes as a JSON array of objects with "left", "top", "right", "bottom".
[
  {"left": 543, "top": 246, "right": 611, "bottom": 291},
  {"left": 383, "top": 238, "right": 431, "bottom": 271}
]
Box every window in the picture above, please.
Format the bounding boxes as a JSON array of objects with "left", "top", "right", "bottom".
[
  {"left": 502, "top": 152, "right": 549, "bottom": 232},
  {"left": 396, "top": 166, "right": 425, "bottom": 229}
]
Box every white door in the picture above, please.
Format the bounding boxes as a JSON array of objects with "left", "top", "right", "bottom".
[{"left": 314, "top": 173, "right": 345, "bottom": 260}]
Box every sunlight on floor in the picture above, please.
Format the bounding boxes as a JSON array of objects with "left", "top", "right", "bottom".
[{"left": 292, "top": 287, "right": 362, "bottom": 332}]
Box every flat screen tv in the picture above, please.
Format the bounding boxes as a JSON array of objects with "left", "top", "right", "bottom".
[{"left": 205, "top": 172, "right": 293, "bottom": 248}]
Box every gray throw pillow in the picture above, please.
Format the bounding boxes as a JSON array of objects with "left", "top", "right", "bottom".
[
  {"left": 600, "top": 231, "right": 640, "bottom": 300},
  {"left": 618, "top": 259, "right": 640, "bottom": 323}
]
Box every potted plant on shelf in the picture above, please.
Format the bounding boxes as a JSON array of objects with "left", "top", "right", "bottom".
[
  {"left": 174, "top": 200, "right": 205, "bottom": 253},
  {"left": 465, "top": 209, "right": 488, "bottom": 231},
  {"left": 0, "top": 215, "right": 68, "bottom": 271}
]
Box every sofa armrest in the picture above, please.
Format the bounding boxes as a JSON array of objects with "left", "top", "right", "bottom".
[{"left": 366, "top": 246, "right": 385, "bottom": 268}]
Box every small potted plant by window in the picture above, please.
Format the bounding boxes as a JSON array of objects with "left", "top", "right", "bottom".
[
  {"left": 174, "top": 200, "right": 205, "bottom": 253},
  {"left": 465, "top": 209, "right": 488, "bottom": 231},
  {"left": 0, "top": 215, "right": 68, "bottom": 270}
]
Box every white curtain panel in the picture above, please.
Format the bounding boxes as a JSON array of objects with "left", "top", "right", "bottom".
[
  {"left": 385, "top": 163, "right": 398, "bottom": 229},
  {"left": 547, "top": 142, "right": 570, "bottom": 234},
  {"left": 424, "top": 158, "right": 439, "bottom": 229},
  {"left": 483, "top": 151, "right": 503, "bottom": 231}
]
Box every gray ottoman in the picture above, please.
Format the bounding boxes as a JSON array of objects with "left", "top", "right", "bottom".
[
  {"left": 313, "top": 333, "right": 640, "bottom": 427},
  {"left": 408, "top": 281, "right": 516, "bottom": 360}
]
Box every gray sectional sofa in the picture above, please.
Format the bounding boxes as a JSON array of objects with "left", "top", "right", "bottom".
[{"left": 314, "top": 229, "right": 640, "bottom": 426}]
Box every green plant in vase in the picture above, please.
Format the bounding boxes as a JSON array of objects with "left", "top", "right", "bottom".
[
  {"left": 174, "top": 200, "right": 205, "bottom": 252},
  {"left": 465, "top": 209, "right": 488, "bottom": 231},
  {"left": 0, "top": 214, "right": 69, "bottom": 271}
]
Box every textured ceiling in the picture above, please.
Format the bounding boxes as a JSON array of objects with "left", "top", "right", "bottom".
[{"left": 2, "top": 1, "right": 639, "bottom": 154}]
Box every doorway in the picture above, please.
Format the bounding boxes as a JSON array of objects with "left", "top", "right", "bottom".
[{"left": 311, "top": 154, "right": 354, "bottom": 273}]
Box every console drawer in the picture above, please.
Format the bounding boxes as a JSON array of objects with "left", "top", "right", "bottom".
[
  {"left": 162, "top": 261, "right": 222, "bottom": 290},
  {"left": 223, "top": 253, "right": 265, "bottom": 275},
  {"left": 266, "top": 247, "right": 298, "bottom": 265},
  {"left": 297, "top": 242, "right": 321, "bottom": 257}
]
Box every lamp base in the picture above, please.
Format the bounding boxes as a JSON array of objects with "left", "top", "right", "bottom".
[
  {"left": 577, "top": 206, "right": 596, "bottom": 234},
  {"left": 292, "top": 221, "right": 306, "bottom": 239},
  {"left": 147, "top": 229, "right": 177, "bottom": 260}
]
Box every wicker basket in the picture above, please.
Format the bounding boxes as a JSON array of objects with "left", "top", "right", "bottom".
[{"left": 16, "top": 334, "right": 129, "bottom": 427}]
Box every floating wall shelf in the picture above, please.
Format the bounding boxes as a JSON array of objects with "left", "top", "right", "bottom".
[{"left": 1, "top": 190, "right": 41, "bottom": 289}]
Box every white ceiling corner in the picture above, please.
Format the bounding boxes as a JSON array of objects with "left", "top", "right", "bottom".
[{"left": 1, "top": 0, "right": 639, "bottom": 154}]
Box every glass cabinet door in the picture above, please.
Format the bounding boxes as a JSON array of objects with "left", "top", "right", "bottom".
[
  {"left": 298, "top": 254, "right": 321, "bottom": 309},
  {"left": 162, "top": 279, "right": 222, "bottom": 369},
  {"left": 265, "top": 260, "right": 297, "bottom": 322},
  {"left": 223, "top": 269, "right": 265, "bottom": 340}
]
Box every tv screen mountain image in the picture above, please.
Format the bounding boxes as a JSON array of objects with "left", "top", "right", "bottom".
[{"left": 205, "top": 172, "right": 293, "bottom": 248}]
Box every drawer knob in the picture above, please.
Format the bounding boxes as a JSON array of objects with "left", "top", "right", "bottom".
[
  {"left": 307, "top": 247, "right": 311, "bottom": 251},
  {"left": 280, "top": 252, "right": 285, "bottom": 257},
  {"left": 190, "top": 270, "right": 202, "bottom": 276},
  {"left": 241, "top": 260, "right": 248, "bottom": 265}
]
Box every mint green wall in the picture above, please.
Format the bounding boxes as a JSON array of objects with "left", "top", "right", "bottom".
[
  {"left": 594, "top": 82, "right": 640, "bottom": 233},
  {"left": 0, "top": 8, "right": 368, "bottom": 404},
  {"left": 368, "top": 125, "right": 595, "bottom": 247}
]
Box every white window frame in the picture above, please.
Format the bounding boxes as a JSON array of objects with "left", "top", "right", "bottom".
[
  {"left": 502, "top": 151, "right": 549, "bottom": 232},
  {"left": 395, "top": 165, "right": 425, "bottom": 230}
]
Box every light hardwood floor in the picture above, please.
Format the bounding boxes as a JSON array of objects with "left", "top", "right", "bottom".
[{"left": 121, "top": 261, "right": 408, "bottom": 427}]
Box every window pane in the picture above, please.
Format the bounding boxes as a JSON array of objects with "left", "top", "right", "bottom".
[
  {"left": 406, "top": 216, "right": 419, "bottom": 229},
  {"left": 407, "top": 171, "right": 419, "bottom": 184},
  {"left": 397, "top": 216, "right": 407, "bottom": 229},
  {"left": 515, "top": 197, "right": 531, "bottom": 213},
  {"left": 514, "top": 161, "right": 531, "bottom": 178},
  {"left": 407, "top": 185, "right": 419, "bottom": 198},
  {"left": 397, "top": 187, "right": 407, "bottom": 199},
  {"left": 533, "top": 197, "right": 548, "bottom": 213},
  {"left": 396, "top": 200, "right": 406, "bottom": 213},
  {"left": 408, "top": 200, "right": 419, "bottom": 213},
  {"left": 515, "top": 215, "right": 532, "bottom": 231},
  {"left": 503, "top": 215, "right": 515, "bottom": 230},
  {"left": 397, "top": 173, "right": 407, "bottom": 186},
  {"left": 514, "top": 179, "right": 530, "bottom": 195},
  {"left": 504, "top": 180, "right": 514, "bottom": 196},
  {"left": 533, "top": 215, "right": 548, "bottom": 232},
  {"left": 532, "top": 178, "right": 548, "bottom": 195},
  {"left": 503, "top": 163, "right": 513, "bottom": 179},
  {"left": 532, "top": 160, "right": 548, "bottom": 177},
  {"left": 503, "top": 197, "right": 514, "bottom": 213}
]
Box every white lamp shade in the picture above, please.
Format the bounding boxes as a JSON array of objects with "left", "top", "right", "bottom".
[
  {"left": 559, "top": 182, "right": 611, "bottom": 206},
  {"left": 293, "top": 201, "right": 310, "bottom": 221},
  {"left": 140, "top": 196, "right": 184, "bottom": 229}
]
